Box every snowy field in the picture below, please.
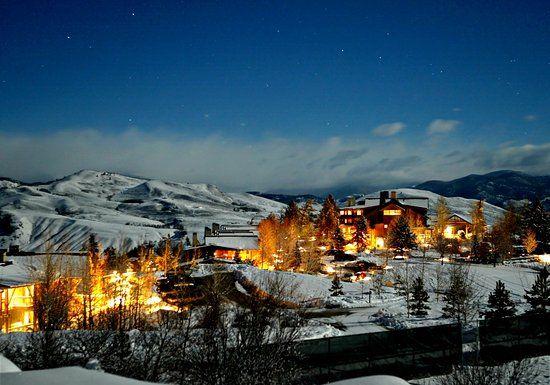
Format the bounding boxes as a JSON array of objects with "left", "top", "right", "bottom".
[{"left": 197, "top": 258, "right": 542, "bottom": 339}]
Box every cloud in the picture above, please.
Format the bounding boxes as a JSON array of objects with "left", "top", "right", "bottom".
[
  {"left": 325, "top": 149, "right": 366, "bottom": 169},
  {"left": 427, "top": 119, "right": 460, "bottom": 134},
  {"left": 523, "top": 114, "right": 537, "bottom": 122},
  {"left": 0, "top": 129, "right": 547, "bottom": 195},
  {"left": 371, "top": 122, "right": 405, "bottom": 137},
  {"left": 474, "top": 143, "right": 550, "bottom": 174}
]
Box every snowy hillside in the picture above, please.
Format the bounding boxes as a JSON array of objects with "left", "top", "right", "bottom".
[
  {"left": 0, "top": 170, "right": 285, "bottom": 252},
  {"left": 349, "top": 188, "right": 506, "bottom": 225}
]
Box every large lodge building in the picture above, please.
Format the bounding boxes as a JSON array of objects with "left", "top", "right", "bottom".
[
  {"left": 339, "top": 190, "right": 477, "bottom": 250},
  {"left": 339, "top": 191, "right": 431, "bottom": 250}
]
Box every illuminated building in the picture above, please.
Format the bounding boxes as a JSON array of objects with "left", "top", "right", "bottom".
[
  {"left": 443, "top": 214, "right": 472, "bottom": 239},
  {"left": 339, "top": 191, "right": 429, "bottom": 250},
  {"left": 0, "top": 257, "right": 35, "bottom": 332}
]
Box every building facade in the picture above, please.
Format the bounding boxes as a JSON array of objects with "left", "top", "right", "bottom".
[
  {"left": 444, "top": 214, "right": 472, "bottom": 239},
  {"left": 339, "top": 191, "right": 430, "bottom": 250}
]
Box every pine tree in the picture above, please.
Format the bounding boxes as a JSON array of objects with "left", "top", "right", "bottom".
[
  {"left": 442, "top": 265, "right": 475, "bottom": 323},
  {"left": 329, "top": 274, "right": 344, "bottom": 296},
  {"left": 333, "top": 226, "right": 346, "bottom": 251},
  {"left": 353, "top": 215, "right": 368, "bottom": 253},
  {"left": 301, "top": 199, "right": 316, "bottom": 223},
  {"left": 434, "top": 234, "right": 449, "bottom": 260},
  {"left": 410, "top": 277, "right": 430, "bottom": 317},
  {"left": 386, "top": 216, "right": 417, "bottom": 254},
  {"left": 316, "top": 194, "right": 340, "bottom": 247},
  {"left": 286, "top": 242, "right": 301, "bottom": 271},
  {"left": 87, "top": 234, "right": 100, "bottom": 268},
  {"left": 524, "top": 267, "right": 549, "bottom": 313},
  {"left": 483, "top": 280, "right": 516, "bottom": 321}
]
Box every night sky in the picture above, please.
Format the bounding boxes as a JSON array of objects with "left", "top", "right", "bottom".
[{"left": 1, "top": 1, "right": 548, "bottom": 194}]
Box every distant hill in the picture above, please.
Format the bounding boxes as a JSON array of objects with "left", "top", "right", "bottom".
[
  {"left": 0, "top": 170, "right": 286, "bottom": 252},
  {"left": 247, "top": 192, "right": 324, "bottom": 205},
  {"left": 416, "top": 170, "right": 550, "bottom": 209}
]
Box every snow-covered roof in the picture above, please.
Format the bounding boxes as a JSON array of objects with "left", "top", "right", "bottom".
[
  {"left": 357, "top": 198, "right": 428, "bottom": 209},
  {"left": 204, "top": 235, "right": 259, "bottom": 250},
  {"left": 328, "top": 375, "right": 410, "bottom": 385},
  {"left": 448, "top": 213, "right": 472, "bottom": 223},
  {"left": 0, "top": 366, "right": 160, "bottom": 385},
  {"left": 0, "top": 355, "right": 20, "bottom": 373},
  {"left": 0, "top": 261, "right": 35, "bottom": 288}
]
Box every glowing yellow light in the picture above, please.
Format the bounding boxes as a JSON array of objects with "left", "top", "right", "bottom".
[{"left": 539, "top": 254, "right": 550, "bottom": 264}]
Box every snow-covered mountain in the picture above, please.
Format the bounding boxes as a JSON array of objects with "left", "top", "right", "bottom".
[
  {"left": 344, "top": 188, "right": 506, "bottom": 225},
  {"left": 416, "top": 170, "right": 550, "bottom": 209},
  {"left": 0, "top": 170, "right": 286, "bottom": 252},
  {"left": 0, "top": 171, "right": 508, "bottom": 253}
]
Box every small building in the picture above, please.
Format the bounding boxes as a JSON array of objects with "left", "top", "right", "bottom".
[
  {"left": 339, "top": 191, "right": 429, "bottom": 249},
  {"left": 444, "top": 214, "right": 472, "bottom": 239},
  {"left": 204, "top": 223, "right": 260, "bottom": 261},
  {"left": 0, "top": 256, "right": 35, "bottom": 332},
  {"left": 181, "top": 223, "right": 261, "bottom": 263}
]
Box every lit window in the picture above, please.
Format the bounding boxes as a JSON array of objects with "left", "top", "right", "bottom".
[
  {"left": 347, "top": 210, "right": 352, "bottom": 215},
  {"left": 383, "top": 210, "right": 402, "bottom": 216},
  {"left": 356, "top": 210, "right": 362, "bottom": 215},
  {"left": 340, "top": 210, "right": 345, "bottom": 215}
]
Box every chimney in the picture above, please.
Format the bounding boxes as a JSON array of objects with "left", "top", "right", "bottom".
[
  {"left": 192, "top": 232, "right": 200, "bottom": 247},
  {"left": 379, "top": 191, "right": 389, "bottom": 206},
  {"left": 212, "top": 223, "right": 220, "bottom": 235},
  {"left": 204, "top": 226, "right": 212, "bottom": 237},
  {"left": 390, "top": 191, "right": 397, "bottom": 199},
  {"left": 0, "top": 249, "right": 6, "bottom": 264}
]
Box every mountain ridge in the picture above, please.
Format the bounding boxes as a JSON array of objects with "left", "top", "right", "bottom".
[{"left": 415, "top": 170, "right": 550, "bottom": 209}]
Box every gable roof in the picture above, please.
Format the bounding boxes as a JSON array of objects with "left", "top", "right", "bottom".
[
  {"left": 448, "top": 213, "right": 472, "bottom": 224},
  {"left": 204, "top": 235, "right": 259, "bottom": 250}
]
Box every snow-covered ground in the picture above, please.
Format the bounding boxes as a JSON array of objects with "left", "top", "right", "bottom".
[
  {"left": 188, "top": 258, "right": 541, "bottom": 339},
  {"left": 0, "top": 170, "right": 285, "bottom": 251},
  {"left": 0, "top": 366, "right": 162, "bottom": 385}
]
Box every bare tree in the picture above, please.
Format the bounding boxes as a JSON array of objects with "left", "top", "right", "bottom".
[
  {"left": 186, "top": 272, "right": 304, "bottom": 385},
  {"left": 28, "top": 251, "right": 76, "bottom": 331},
  {"left": 436, "top": 358, "right": 541, "bottom": 385}
]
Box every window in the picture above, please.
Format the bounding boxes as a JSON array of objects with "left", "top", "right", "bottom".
[
  {"left": 383, "top": 209, "right": 402, "bottom": 216},
  {"left": 356, "top": 209, "right": 362, "bottom": 215},
  {"left": 346, "top": 210, "right": 352, "bottom": 215},
  {"left": 340, "top": 210, "right": 345, "bottom": 215}
]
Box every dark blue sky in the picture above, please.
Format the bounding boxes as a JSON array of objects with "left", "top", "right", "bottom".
[{"left": 0, "top": 1, "right": 548, "bottom": 193}]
